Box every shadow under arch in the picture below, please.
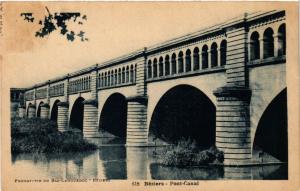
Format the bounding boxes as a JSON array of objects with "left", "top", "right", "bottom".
[
  {"left": 36, "top": 101, "right": 44, "bottom": 118},
  {"left": 50, "top": 100, "right": 60, "bottom": 122},
  {"left": 149, "top": 84, "right": 216, "bottom": 148},
  {"left": 253, "top": 88, "right": 287, "bottom": 162},
  {"left": 99, "top": 93, "right": 127, "bottom": 141},
  {"left": 26, "top": 103, "right": 32, "bottom": 117},
  {"left": 69, "top": 97, "right": 85, "bottom": 131}
]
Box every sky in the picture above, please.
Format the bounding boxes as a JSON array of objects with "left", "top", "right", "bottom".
[{"left": 2, "top": 2, "right": 290, "bottom": 88}]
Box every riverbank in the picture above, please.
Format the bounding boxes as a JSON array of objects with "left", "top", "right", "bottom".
[{"left": 11, "top": 117, "right": 97, "bottom": 154}]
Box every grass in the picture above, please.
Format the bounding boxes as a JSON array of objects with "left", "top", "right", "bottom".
[
  {"left": 11, "top": 117, "right": 97, "bottom": 154},
  {"left": 156, "top": 138, "right": 224, "bottom": 167}
]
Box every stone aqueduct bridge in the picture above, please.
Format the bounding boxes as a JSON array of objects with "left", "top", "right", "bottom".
[{"left": 19, "top": 10, "right": 287, "bottom": 165}]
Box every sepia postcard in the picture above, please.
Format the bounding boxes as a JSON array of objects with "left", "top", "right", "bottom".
[{"left": 1, "top": 1, "right": 300, "bottom": 191}]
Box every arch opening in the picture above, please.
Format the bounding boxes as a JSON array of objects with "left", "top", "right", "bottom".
[
  {"left": 149, "top": 85, "right": 216, "bottom": 149},
  {"left": 36, "top": 101, "right": 44, "bottom": 118},
  {"left": 253, "top": 88, "right": 287, "bottom": 162},
  {"left": 69, "top": 97, "right": 85, "bottom": 131},
  {"left": 99, "top": 93, "right": 128, "bottom": 142},
  {"left": 50, "top": 100, "right": 60, "bottom": 122},
  {"left": 263, "top": 28, "right": 274, "bottom": 58},
  {"left": 278, "top": 24, "right": 286, "bottom": 56},
  {"left": 250, "top": 31, "right": 260, "bottom": 60}
]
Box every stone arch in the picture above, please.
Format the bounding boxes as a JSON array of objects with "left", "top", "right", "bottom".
[
  {"left": 147, "top": 60, "right": 152, "bottom": 79},
  {"left": 185, "top": 49, "right": 191, "bottom": 72},
  {"left": 148, "top": 84, "right": 216, "bottom": 148},
  {"left": 36, "top": 101, "right": 44, "bottom": 118},
  {"left": 159, "top": 56, "right": 164, "bottom": 77},
  {"left": 220, "top": 40, "right": 227, "bottom": 66},
  {"left": 178, "top": 51, "right": 184, "bottom": 73},
  {"left": 50, "top": 99, "right": 60, "bottom": 122},
  {"left": 171, "top": 53, "right": 177, "bottom": 74},
  {"left": 193, "top": 47, "right": 200, "bottom": 70},
  {"left": 99, "top": 93, "right": 127, "bottom": 142},
  {"left": 278, "top": 23, "right": 286, "bottom": 56},
  {"left": 69, "top": 97, "right": 85, "bottom": 131},
  {"left": 211, "top": 42, "right": 218, "bottom": 67},
  {"left": 253, "top": 88, "right": 287, "bottom": 162},
  {"left": 202, "top": 45, "right": 208, "bottom": 69},
  {"left": 250, "top": 31, "right": 260, "bottom": 60},
  {"left": 263, "top": 27, "right": 274, "bottom": 58},
  {"left": 164, "top": 55, "right": 170, "bottom": 76},
  {"left": 153, "top": 58, "right": 158, "bottom": 78}
]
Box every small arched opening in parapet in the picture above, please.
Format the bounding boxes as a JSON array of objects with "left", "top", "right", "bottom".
[
  {"left": 263, "top": 27, "right": 274, "bottom": 58},
  {"left": 211, "top": 42, "right": 218, "bottom": 67},
  {"left": 118, "top": 68, "right": 121, "bottom": 84},
  {"left": 278, "top": 23, "right": 286, "bottom": 56},
  {"left": 165, "top": 55, "right": 170, "bottom": 76},
  {"left": 193, "top": 47, "right": 200, "bottom": 71},
  {"left": 149, "top": 84, "right": 216, "bottom": 148},
  {"left": 159, "top": 56, "right": 164, "bottom": 77},
  {"left": 178, "top": 51, "right": 184, "bottom": 73},
  {"left": 126, "top": 66, "right": 130, "bottom": 83},
  {"left": 202, "top": 45, "right": 208, "bottom": 69},
  {"left": 36, "top": 101, "right": 44, "bottom": 118},
  {"left": 122, "top": 67, "right": 126, "bottom": 84},
  {"left": 250, "top": 31, "right": 260, "bottom": 60},
  {"left": 153, "top": 58, "right": 158, "bottom": 78},
  {"left": 50, "top": 99, "right": 60, "bottom": 123},
  {"left": 253, "top": 88, "right": 287, "bottom": 162},
  {"left": 99, "top": 93, "right": 127, "bottom": 143},
  {"left": 171, "top": 53, "right": 177, "bottom": 75},
  {"left": 220, "top": 40, "right": 227, "bottom": 66},
  {"left": 130, "top": 65, "right": 134, "bottom": 82},
  {"left": 69, "top": 97, "right": 85, "bottom": 131},
  {"left": 147, "top": 60, "right": 152, "bottom": 79},
  {"left": 185, "top": 49, "right": 191, "bottom": 72}
]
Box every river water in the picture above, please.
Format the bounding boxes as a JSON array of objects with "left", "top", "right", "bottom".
[{"left": 12, "top": 145, "right": 287, "bottom": 180}]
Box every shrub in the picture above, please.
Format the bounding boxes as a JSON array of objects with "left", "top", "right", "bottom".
[
  {"left": 160, "top": 138, "right": 224, "bottom": 167},
  {"left": 11, "top": 117, "right": 97, "bottom": 154}
]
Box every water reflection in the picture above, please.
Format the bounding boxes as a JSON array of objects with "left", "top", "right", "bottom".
[{"left": 12, "top": 146, "right": 287, "bottom": 180}]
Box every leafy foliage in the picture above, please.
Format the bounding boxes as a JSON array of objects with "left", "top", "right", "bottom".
[
  {"left": 158, "top": 138, "right": 224, "bottom": 167},
  {"left": 11, "top": 117, "right": 97, "bottom": 154}
]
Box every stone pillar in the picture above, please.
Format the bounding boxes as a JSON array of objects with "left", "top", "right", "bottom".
[
  {"left": 27, "top": 104, "right": 36, "bottom": 118},
  {"left": 40, "top": 103, "right": 50, "bottom": 119},
  {"left": 126, "top": 96, "right": 148, "bottom": 146},
  {"left": 126, "top": 51, "right": 148, "bottom": 146},
  {"left": 18, "top": 106, "right": 26, "bottom": 118},
  {"left": 83, "top": 67, "right": 100, "bottom": 138},
  {"left": 57, "top": 102, "right": 69, "bottom": 132},
  {"left": 259, "top": 37, "right": 264, "bottom": 60},
  {"left": 273, "top": 34, "right": 279, "bottom": 57},
  {"left": 214, "top": 22, "right": 252, "bottom": 165},
  {"left": 214, "top": 87, "right": 252, "bottom": 165},
  {"left": 83, "top": 99, "right": 100, "bottom": 138},
  {"left": 208, "top": 50, "right": 211, "bottom": 68},
  {"left": 218, "top": 48, "right": 222, "bottom": 67}
]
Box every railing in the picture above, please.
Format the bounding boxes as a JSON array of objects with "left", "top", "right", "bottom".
[
  {"left": 36, "top": 88, "right": 47, "bottom": 99},
  {"left": 97, "top": 67, "right": 136, "bottom": 90},
  {"left": 25, "top": 91, "right": 34, "bottom": 101},
  {"left": 49, "top": 84, "right": 64, "bottom": 97},
  {"left": 69, "top": 76, "right": 91, "bottom": 94}
]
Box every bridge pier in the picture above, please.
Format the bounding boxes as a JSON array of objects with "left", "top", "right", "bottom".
[
  {"left": 57, "top": 102, "right": 69, "bottom": 132},
  {"left": 126, "top": 96, "right": 148, "bottom": 146},
  {"left": 40, "top": 103, "right": 50, "bottom": 119},
  {"left": 18, "top": 106, "right": 26, "bottom": 118},
  {"left": 27, "top": 104, "right": 36, "bottom": 118},
  {"left": 83, "top": 99, "right": 100, "bottom": 138},
  {"left": 214, "top": 87, "right": 252, "bottom": 165}
]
